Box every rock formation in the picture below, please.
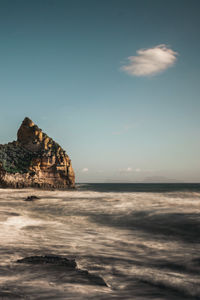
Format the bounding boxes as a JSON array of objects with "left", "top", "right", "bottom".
[
  {"left": 0, "top": 117, "right": 75, "bottom": 189},
  {"left": 16, "top": 255, "right": 107, "bottom": 286}
]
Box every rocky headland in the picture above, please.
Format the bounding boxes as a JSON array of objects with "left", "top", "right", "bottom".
[{"left": 0, "top": 117, "right": 75, "bottom": 189}]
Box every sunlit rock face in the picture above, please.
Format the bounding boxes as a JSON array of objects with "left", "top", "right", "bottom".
[{"left": 0, "top": 117, "right": 75, "bottom": 189}]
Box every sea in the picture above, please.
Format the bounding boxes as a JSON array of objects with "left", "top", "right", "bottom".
[{"left": 1, "top": 183, "right": 200, "bottom": 300}]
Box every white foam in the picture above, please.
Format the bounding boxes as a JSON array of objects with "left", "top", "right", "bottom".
[{"left": 2, "top": 215, "right": 43, "bottom": 229}]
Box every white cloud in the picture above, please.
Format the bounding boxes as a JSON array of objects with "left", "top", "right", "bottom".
[
  {"left": 121, "top": 44, "right": 178, "bottom": 76},
  {"left": 119, "top": 167, "right": 143, "bottom": 174},
  {"left": 126, "top": 167, "right": 132, "bottom": 172},
  {"left": 119, "top": 167, "right": 133, "bottom": 173},
  {"left": 82, "top": 168, "right": 89, "bottom": 173}
]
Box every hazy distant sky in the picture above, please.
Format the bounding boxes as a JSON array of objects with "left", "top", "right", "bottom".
[{"left": 0, "top": 0, "right": 200, "bottom": 182}]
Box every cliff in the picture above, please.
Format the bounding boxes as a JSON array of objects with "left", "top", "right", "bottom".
[{"left": 0, "top": 117, "right": 75, "bottom": 189}]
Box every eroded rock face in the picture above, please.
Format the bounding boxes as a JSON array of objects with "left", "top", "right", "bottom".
[{"left": 0, "top": 117, "right": 75, "bottom": 189}]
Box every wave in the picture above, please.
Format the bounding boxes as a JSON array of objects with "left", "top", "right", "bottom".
[{"left": 0, "top": 186, "right": 200, "bottom": 298}]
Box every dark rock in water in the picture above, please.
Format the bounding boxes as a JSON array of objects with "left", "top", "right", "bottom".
[
  {"left": 0, "top": 117, "right": 75, "bottom": 189},
  {"left": 16, "top": 255, "right": 107, "bottom": 287},
  {"left": 17, "top": 255, "right": 77, "bottom": 268},
  {"left": 76, "top": 268, "right": 107, "bottom": 286},
  {"left": 25, "top": 195, "right": 40, "bottom": 201},
  {"left": 0, "top": 291, "right": 22, "bottom": 299},
  {"left": 192, "top": 257, "right": 200, "bottom": 265}
]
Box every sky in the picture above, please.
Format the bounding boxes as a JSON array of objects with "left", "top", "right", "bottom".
[{"left": 0, "top": 0, "right": 200, "bottom": 182}]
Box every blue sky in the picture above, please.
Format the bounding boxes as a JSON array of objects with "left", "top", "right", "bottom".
[{"left": 0, "top": 0, "right": 200, "bottom": 182}]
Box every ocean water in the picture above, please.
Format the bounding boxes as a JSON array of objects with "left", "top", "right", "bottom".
[{"left": 0, "top": 183, "right": 200, "bottom": 299}]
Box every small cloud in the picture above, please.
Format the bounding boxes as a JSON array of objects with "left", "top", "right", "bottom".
[
  {"left": 119, "top": 167, "right": 133, "bottom": 173},
  {"left": 82, "top": 168, "right": 89, "bottom": 173},
  {"left": 135, "top": 168, "right": 141, "bottom": 172},
  {"left": 121, "top": 44, "right": 178, "bottom": 76}
]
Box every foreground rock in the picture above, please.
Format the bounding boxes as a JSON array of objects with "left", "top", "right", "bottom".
[
  {"left": 0, "top": 117, "right": 75, "bottom": 189},
  {"left": 17, "top": 255, "right": 77, "bottom": 267},
  {"left": 24, "top": 195, "right": 40, "bottom": 201},
  {"left": 16, "top": 255, "right": 107, "bottom": 286}
]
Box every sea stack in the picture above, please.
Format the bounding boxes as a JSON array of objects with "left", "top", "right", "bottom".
[{"left": 0, "top": 117, "right": 75, "bottom": 189}]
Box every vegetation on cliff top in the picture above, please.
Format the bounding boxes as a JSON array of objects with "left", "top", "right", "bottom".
[{"left": 0, "top": 142, "right": 34, "bottom": 174}]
